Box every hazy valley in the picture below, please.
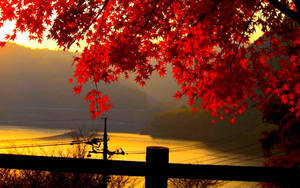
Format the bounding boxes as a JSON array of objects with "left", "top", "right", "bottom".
[
  {"left": 0, "top": 43, "right": 178, "bottom": 133},
  {"left": 0, "top": 43, "right": 273, "bottom": 148}
]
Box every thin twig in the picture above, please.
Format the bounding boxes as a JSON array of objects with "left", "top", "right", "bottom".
[
  {"left": 229, "top": 0, "right": 263, "bottom": 73},
  {"left": 178, "top": 0, "right": 184, "bottom": 9},
  {"left": 82, "top": 0, "right": 110, "bottom": 36},
  {"left": 132, "top": 0, "right": 160, "bottom": 39},
  {"left": 192, "top": 0, "right": 222, "bottom": 26},
  {"left": 267, "top": 0, "right": 300, "bottom": 24},
  {"left": 68, "top": 0, "right": 110, "bottom": 47}
]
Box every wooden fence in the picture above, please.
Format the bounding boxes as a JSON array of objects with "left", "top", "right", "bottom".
[{"left": 0, "top": 146, "right": 299, "bottom": 187}]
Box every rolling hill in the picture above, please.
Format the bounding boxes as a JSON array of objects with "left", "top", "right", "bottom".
[{"left": 0, "top": 43, "right": 160, "bottom": 132}]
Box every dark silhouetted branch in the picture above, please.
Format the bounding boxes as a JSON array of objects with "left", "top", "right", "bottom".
[
  {"left": 229, "top": 0, "right": 263, "bottom": 72},
  {"left": 134, "top": 0, "right": 160, "bottom": 37},
  {"left": 192, "top": 0, "right": 222, "bottom": 26},
  {"left": 268, "top": 0, "right": 300, "bottom": 24}
]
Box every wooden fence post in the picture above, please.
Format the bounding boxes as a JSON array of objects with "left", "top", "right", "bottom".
[{"left": 145, "top": 146, "right": 169, "bottom": 188}]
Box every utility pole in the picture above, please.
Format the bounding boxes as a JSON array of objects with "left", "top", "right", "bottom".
[
  {"left": 86, "top": 117, "right": 125, "bottom": 187},
  {"left": 103, "top": 117, "right": 108, "bottom": 161},
  {"left": 102, "top": 117, "right": 109, "bottom": 188}
]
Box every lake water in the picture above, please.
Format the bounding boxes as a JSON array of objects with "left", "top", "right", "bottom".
[{"left": 0, "top": 125, "right": 263, "bottom": 187}]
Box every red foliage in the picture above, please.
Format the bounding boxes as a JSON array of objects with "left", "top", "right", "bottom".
[
  {"left": 260, "top": 103, "right": 300, "bottom": 187},
  {"left": 230, "top": 117, "right": 236, "bottom": 124},
  {"left": 1, "top": 2, "right": 299, "bottom": 185},
  {"left": 0, "top": 41, "right": 6, "bottom": 47},
  {"left": 0, "top": 0, "right": 299, "bottom": 119}
]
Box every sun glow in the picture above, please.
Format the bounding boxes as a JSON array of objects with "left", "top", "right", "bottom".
[
  {"left": 0, "top": 21, "right": 59, "bottom": 50},
  {"left": 0, "top": 21, "right": 83, "bottom": 52},
  {"left": 0, "top": 18, "right": 264, "bottom": 52}
]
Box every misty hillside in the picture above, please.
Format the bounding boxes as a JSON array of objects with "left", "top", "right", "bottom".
[
  {"left": 0, "top": 43, "right": 162, "bottom": 132},
  {"left": 0, "top": 43, "right": 151, "bottom": 109},
  {"left": 142, "top": 107, "right": 276, "bottom": 156},
  {"left": 129, "top": 63, "right": 179, "bottom": 101},
  {"left": 123, "top": 61, "right": 186, "bottom": 110}
]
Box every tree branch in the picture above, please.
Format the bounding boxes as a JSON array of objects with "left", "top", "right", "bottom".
[
  {"left": 134, "top": 0, "right": 160, "bottom": 37},
  {"left": 229, "top": 0, "right": 263, "bottom": 72},
  {"left": 293, "top": 0, "right": 300, "bottom": 12},
  {"left": 80, "top": 0, "right": 110, "bottom": 37},
  {"left": 192, "top": 0, "right": 222, "bottom": 26},
  {"left": 68, "top": 0, "right": 110, "bottom": 48},
  {"left": 267, "top": 0, "right": 300, "bottom": 24}
]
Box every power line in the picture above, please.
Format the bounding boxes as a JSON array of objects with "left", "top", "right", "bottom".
[
  {"left": 214, "top": 150, "right": 285, "bottom": 166},
  {"left": 0, "top": 137, "right": 43, "bottom": 142},
  {"left": 196, "top": 143, "right": 260, "bottom": 163},
  {"left": 185, "top": 146, "right": 261, "bottom": 164},
  {"left": 209, "top": 149, "right": 264, "bottom": 165},
  {"left": 169, "top": 126, "right": 256, "bottom": 152},
  {"left": 0, "top": 117, "right": 136, "bottom": 123},
  {"left": 0, "top": 140, "right": 88, "bottom": 150},
  {"left": 211, "top": 152, "right": 264, "bottom": 165},
  {"left": 178, "top": 142, "right": 261, "bottom": 163},
  {"left": 126, "top": 152, "right": 146, "bottom": 155},
  {"left": 126, "top": 140, "right": 259, "bottom": 158}
]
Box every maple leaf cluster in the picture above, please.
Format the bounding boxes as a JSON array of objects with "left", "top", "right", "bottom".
[
  {"left": 0, "top": 0, "right": 299, "bottom": 121},
  {"left": 1, "top": 1, "right": 300, "bottom": 182},
  {"left": 259, "top": 94, "right": 300, "bottom": 187}
]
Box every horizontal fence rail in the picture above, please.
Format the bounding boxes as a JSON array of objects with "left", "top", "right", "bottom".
[
  {"left": 0, "top": 153, "right": 146, "bottom": 176},
  {"left": 0, "top": 153, "right": 299, "bottom": 184}
]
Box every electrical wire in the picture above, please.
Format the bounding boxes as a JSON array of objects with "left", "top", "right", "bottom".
[
  {"left": 0, "top": 140, "right": 88, "bottom": 150},
  {"left": 210, "top": 149, "right": 264, "bottom": 165},
  {"left": 126, "top": 139, "right": 259, "bottom": 157},
  {"left": 126, "top": 152, "right": 146, "bottom": 155},
  {"left": 177, "top": 142, "right": 261, "bottom": 163},
  {"left": 169, "top": 126, "right": 255, "bottom": 152},
  {"left": 196, "top": 143, "right": 260, "bottom": 163},
  {"left": 0, "top": 117, "right": 137, "bottom": 124},
  {"left": 0, "top": 118, "right": 268, "bottom": 164}
]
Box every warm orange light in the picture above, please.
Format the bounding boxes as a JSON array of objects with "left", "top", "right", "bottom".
[{"left": 0, "top": 21, "right": 83, "bottom": 52}]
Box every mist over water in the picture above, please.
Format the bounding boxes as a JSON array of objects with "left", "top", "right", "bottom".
[
  {"left": 0, "top": 126, "right": 263, "bottom": 187},
  {"left": 0, "top": 125, "right": 263, "bottom": 165}
]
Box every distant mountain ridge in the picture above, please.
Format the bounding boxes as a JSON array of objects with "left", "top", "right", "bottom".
[
  {"left": 0, "top": 43, "right": 161, "bottom": 132},
  {"left": 0, "top": 43, "right": 151, "bottom": 108}
]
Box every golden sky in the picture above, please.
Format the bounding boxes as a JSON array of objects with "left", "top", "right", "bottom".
[
  {"left": 0, "top": 21, "right": 83, "bottom": 52},
  {"left": 0, "top": 21, "right": 264, "bottom": 52},
  {"left": 0, "top": 21, "right": 59, "bottom": 50}
]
